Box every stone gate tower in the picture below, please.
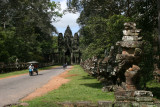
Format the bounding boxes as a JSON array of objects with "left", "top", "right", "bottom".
[{"left": 55, "top": 25, "right": 81, "bottom": 65}]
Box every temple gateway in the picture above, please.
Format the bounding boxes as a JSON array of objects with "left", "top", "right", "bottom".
[{"left": 53, "top": 26, "right": 81, "bottom": 65}]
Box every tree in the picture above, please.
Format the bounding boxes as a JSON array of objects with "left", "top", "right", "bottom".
[
  {"left": 158, "top": 0, "right": 160, "bottom": 48},
  {"left": 79, "top": 15, "right": 130, "bottom": 59},
  {"left": 0, "top": 0, "right": 62, "bottom": 63}
]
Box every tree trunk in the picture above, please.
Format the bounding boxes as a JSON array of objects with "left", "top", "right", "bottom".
[
  {"left": 71, "top": 52, "right": 73, "bottom": 65},
  {"left": 158, "top": 0, "right": 160, "bottom": 48},
  {"left": 127, "top": 0, "right": 130, "bottom": 17},
  {"left": 3, "top": 22, "right": 6, "bottom": 29}
]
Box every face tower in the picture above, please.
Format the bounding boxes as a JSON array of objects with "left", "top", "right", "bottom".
[{"left": 56, "top": 26, "right": 80, "bottom": 65}]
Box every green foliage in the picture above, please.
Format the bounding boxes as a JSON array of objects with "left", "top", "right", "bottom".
[
  {"left": 0, "top": 27, "right": 16, "bottom": 63},
  {"left": 132, "top": 0, "right": 158, "bottom": 32},
  {"left": 147, "top": 80, "right": 160, "bottom": 100},
  {"left": 106, "top": 15, "right": 131, "bottom": 44},
  {"left": 136, "top": 16, "right": 156, "bottom": 88},
  {"left": 80, "top": 15, "right": 131, "bottom": 60},
  {"left": 52, "top": 36, "right": 58, "bottom": 49},
  {"left": 139, "top": 40, "right": 154, "bottom": 89},
  {"left": 0, "top": 0, "right": 62, "bottom": 63}
]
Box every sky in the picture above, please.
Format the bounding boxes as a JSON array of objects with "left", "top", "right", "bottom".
[{"left": 52, "top": 0, "right": 80, "bottom": 35}]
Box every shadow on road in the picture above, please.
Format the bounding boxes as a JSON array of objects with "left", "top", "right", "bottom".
[{"left": 29, "top": 74, "right": 43, "bottom": 76}]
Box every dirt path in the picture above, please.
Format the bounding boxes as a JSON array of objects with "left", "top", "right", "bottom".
[{"left": 21, "top": 66, "right": 74, "bottom": 101}]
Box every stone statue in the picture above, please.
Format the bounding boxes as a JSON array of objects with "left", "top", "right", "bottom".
[{"left": 114, "top": 22, "right": 143, "bottom": 90}]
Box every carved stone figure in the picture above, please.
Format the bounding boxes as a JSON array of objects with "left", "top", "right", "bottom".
[
  {"left": 113, "top": 22, "right": 153, "bottom": 102},
  {"left": 114, "top": 22, "right": 143, "bottom": 90}
]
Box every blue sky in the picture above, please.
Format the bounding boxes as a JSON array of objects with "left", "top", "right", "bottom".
[{"left": 52, "top": 0, "right": 80, "bottom": 35}]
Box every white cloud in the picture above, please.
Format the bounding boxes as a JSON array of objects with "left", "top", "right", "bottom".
[
  {"left": 60, "top": 0, "right": 67, "bottom": 11},
  {"left": 54, "top": 13, "right": 80, "bottom": 28},
  {"left": 52, "top": 0, "right": 80, "bottom": 34}
]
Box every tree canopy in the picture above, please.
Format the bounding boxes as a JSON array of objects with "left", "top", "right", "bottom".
[
  {"left": 0, "top": 0, "right": 61, "bottom": 63},
  {"left": 67, "top": 0, "right": 158, "bottom": 59}
]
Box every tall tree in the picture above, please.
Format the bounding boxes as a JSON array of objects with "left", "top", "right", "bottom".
[{"left": 158, "top": 0, "right": 160, "bottom": 48}]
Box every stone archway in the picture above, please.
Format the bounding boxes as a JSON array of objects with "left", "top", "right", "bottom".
[{"left": 65, "top": 49, "right": 71, "bottom": 65}]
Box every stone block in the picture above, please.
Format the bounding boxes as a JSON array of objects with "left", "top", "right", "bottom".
[
  {"left": 124, "top": 91, "right": 135, "bottom": 97},
  {"left": 123, "top": 29, "right": 141, "bottom": 36},
  {"left": 116, "top": 96, "right": 135, "bottom": 101},
  {"left": 133, "top": 90, "right": 153, "bottom": 97},
  {"left": 76, "top": 101, "right": 91, "bottom": 107},
  {"left": 115, "top": 90, "right": 134, "bottom": 97},
  {"left": 115, "top": 96, "right": 126, "bottom": 101},
  {"left": 134, "top": 32, "right": 140, "bottom": 36},
  {"left": 114, "top": 91, "right": 126, "bottom": 96},
  {"left": 135, "top": 97, "right": 153, "bottom": 102},
  {"left": 122, "top": 36, "right": 139, "bottom": 41},
  {"left": 123, "top": 30, "right": 133, "bottom": 36},
  {"left": 125, "top": 85, "right": 136, "bottom": 91},
  {"left": 59, "top": 102, "right": 74, "bottom": 107},
  {"left": 114, "top": 101, "right": 132, "bottom": 107},
  {"left": 124, "top": 22, "right": 136, "bottom": 27},
  {"left": 131, "top": 102, "right": 140, "bottom": 107},
  {"left": 139, "top": 102, "right": 155, "bottom": 107},
  {"left": 125, "top": 26, "right": 136, "bottom": 30},
  {"left": 117, "top": 41, "right": 143, "bottom": 48},
  {"left": 98, "top": 101, "right": 113, "bottom": 107},
  {"left": 154, "top": 102, "right": 160, "bottom": 107},
  {"left": 102, "top": 86, "right": 114, "bottom": 92},
  {"left": 131, "top": 29, "right": 141, "bottom": 33}
]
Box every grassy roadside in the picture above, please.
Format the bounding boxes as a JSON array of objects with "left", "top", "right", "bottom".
[
  {"left": 20, "top": 65, "right": 115, "bottom": 107},
  {"left": 0, "top": 65, "right": 60, "bottom": 79}
]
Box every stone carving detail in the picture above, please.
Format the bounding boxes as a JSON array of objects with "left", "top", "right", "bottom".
[
  {"left": 115, "top": 22, "right": 143, "bottom": 90},
  {"left": 81, "top": 22, "right": 153, "bottom": 102}
]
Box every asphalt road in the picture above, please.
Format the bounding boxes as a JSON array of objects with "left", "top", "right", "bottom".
[{"left": 0, "top": 66, "right": 70, "bottom": 107}]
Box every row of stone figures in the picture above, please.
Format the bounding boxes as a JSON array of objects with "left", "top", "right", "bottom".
[
  {"left": 81, "top": 47, "right": 118, "bottom": 88},
  {"left": 81, "top": 22, "right": 154, "bottom": 103},
  {"left": 81, "top": 22, "right": 143, "bottom": 90}
]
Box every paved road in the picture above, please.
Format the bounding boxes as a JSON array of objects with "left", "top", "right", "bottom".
[{"left": 0, "top": 66, "right": 71, "bottom": 107}]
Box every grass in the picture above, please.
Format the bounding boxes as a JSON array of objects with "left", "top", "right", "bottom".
[
  {"left": 0, "top": 65, "right": 60, "bottom": 79},
  {"left": 20, "top": 65, "right": 115, "bottom": 107},
  {"left": 146, "top": 80, "right": 160, "bottom": 100}
]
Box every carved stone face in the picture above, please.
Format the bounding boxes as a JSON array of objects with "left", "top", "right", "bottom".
[{"left": 122, "top": 48, "right": 134, "bottom": 55}]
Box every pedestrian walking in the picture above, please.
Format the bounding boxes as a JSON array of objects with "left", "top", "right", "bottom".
[{"left": 29, "top": 64, "right": 33, "bottom": 76}]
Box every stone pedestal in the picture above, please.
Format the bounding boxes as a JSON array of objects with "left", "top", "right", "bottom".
[{"left": 125, "top": 70, "right": 138, "bottom": 90}]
